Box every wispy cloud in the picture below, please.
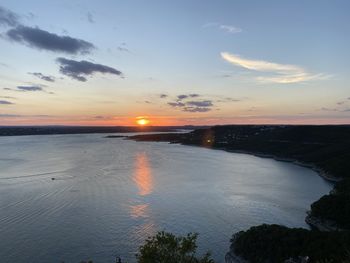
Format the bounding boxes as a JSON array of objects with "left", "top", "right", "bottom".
[
  {"left": 29, "top": 72, "right": 55, "bottom": 82},
  {"left": 221, "top": 52, "right": 329, "bottom": 84},
  {"left": 0, "top": 95, "right": 16, "bottom": 99},
  {"left": 0, "top": 6, "right": 19, "bottom": 27},
  {"left": 168, "top": 102, "right": 185, "bottom": 107},
  {"left": 17, "top": 85, "right": 43, "bottom": 91},
  {"left": 219, "top": 25, "right": 242, "bottom": 33},
  {"left": 87, "top": 12, "right": 94, "bottom": 23},
  {"left": 4, "top": 85, "right": 53, "bottom": 93},
  {"left": 203, "top": 22, "right": 242, "bottom": 34}
]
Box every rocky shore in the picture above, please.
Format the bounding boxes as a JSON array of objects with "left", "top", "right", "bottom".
[{"left": 305, "top": 212, "right": 341, "bottom": 232}]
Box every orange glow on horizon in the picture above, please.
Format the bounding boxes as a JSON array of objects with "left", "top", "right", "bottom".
[{"left": 136, "top": 117, "right": 150, "bottom": 126}]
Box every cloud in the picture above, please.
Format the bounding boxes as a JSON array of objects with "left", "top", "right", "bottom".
[
  {"left": 186, "top": 100, "right": 213, "bottom": 107},
  {"left": 217, "top": 97, "right": 242, "bottom": 103},
  {"left": 203, "top": 22, "right": 242, "bottom": 34},
  {"left": 117, "top": 46, "right": 129, "bottom": 52},
  {"left": 0, "top": 100, "right": 14, "bottom": 105},
  {"left": 320, "top": 107, "right": 338, "bottom": 112},
  {"left": 168, "top": 102, "right": 185, "bottom": 107},
  {"left": 221, "top": 52, "right": 328, "bottom": 84},
  {"left": 6, "top": 25, "right": 95, "bottom": 54},
  {"left": 183, "top": 107, "right": 211, "bottom": 112},
  {"left": 160, "top": 94, "right": 168, "bottom": 99},
  {"left": 4, "top": 85, "right": 52, "bottom": 93},
  {"left": 0, "top": 6, "right": 19, "bottom": 27},
  {"left": 167, "top": 96, "right": 214, "bottom": 113},
  {"left": 177, "top": 94, "right": 199, "bottom": 100},
  {"left": 87, "top": 12, "right": 94, "bottom": 23},
  {"left": 17, "top": 85, "right": 43, "bottom": 91},
  {"left": 0, "top": 96, "right": 16, "bottom": 99},
  {"left": 177, "top": 94, "right": 188, "bottom": 100},
  {"left": 0, "top": 114, "right": 51, "bottom": 118},
  {"left": 56, "top": 57, "right": 123, "bottom": 81},
  {"left": 219, "top": 25, "right": 242, "bottom": 34},
  {"left": 29, "top": 72, "right": 55, "bottom": 82}
]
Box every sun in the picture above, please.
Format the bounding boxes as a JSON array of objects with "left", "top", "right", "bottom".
[{"left": 136, "top": 117, "right": 150, "bottom": 126}]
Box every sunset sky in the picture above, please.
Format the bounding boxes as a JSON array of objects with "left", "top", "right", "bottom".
[{"left": 0, "top": 0, "right": 349, "bottom": 126}]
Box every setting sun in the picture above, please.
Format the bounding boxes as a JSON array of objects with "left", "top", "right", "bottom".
[{"left": 136, "top": 117, "right": 150, "bottom": 126}]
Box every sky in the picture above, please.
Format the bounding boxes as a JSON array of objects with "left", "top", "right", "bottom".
[{"left": 0, "top": 0, "right": 349, "bottom": 126}]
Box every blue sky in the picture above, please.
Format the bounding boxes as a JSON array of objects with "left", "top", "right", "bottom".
[{"left": 0, "top": 0, "right": 349, "bottom": 125}]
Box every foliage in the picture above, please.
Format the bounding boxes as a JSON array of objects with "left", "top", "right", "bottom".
[
  {"left": 136, "top": 231, "right": 215, "bottom": 263},
  {"left": 232, "top": 224, "right": 350, "bottom": 263},
  {"left": 310, "top": 179, "right": 350, "bottom": 230}
]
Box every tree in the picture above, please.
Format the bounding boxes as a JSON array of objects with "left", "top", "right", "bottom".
[{"left": 136, "top": 231, "right": 215, "bottom": 263}]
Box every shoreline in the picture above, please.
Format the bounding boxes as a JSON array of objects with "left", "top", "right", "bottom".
[
  {"left": 222, "top": 149, "right": 341, "bottom": 183},
  {"left": 127, "top": 136, "right": 344, "bottom": 262}
]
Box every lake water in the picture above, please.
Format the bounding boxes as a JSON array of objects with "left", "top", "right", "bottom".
[{"left": 0, "top": 133, "right": 332, "bottom": 263}]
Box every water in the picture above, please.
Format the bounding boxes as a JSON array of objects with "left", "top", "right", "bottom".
[{"left": 0, "top": 133, "right": 332, "bottom": 263}]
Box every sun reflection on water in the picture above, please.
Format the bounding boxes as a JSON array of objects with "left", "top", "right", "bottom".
[{"left": 133, "top": 152, "right": 153, "bottom": 196}]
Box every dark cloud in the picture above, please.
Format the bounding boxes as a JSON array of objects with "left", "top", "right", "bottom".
[
  {"left": 177, "top": 94, "right": 200, "bottom": 100},
  {"left": 183, "top": 107, "right": 211, "bottom": 112},
  {"left": 0, "top": 6, "right": 19, "bottom": 27},
  {"left": 56, "top": 58, "right": 122, "bottom": 81},
  {"left": 0, "top": 100, "right": 14, "bottom": 105},
  {"left": 17, "top": 85, "right": 43, "bottom": 91},
  {"left": 160, "top": 94, "right": 168, "bottom": 99},
  {"left": 87, "top": 12, "right": 94, "bottom": 23},
  {"left": 29, "top": 72, "right": 55, "bottom": 82},
  {"left": 177, "top": 94, "right": 188, "bottom": 100},
  {"left": 167, "top": 97, "right": 214, "bottom": 113},
  {"left": 168, "top": 102, "right": 185, "bottom": 107},
  {"left": 6, "top": 25, "right": 95, "bottom": 54},
  {"left": 186, "top": 100, "right": 213, "bottom": 107}
]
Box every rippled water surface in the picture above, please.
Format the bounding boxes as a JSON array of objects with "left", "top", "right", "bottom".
[{"left": 0, "top": 134, "right": 332, "bottom": 262}]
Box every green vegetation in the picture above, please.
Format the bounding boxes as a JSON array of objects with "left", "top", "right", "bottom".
[
  {"left": 136, "top": 231, "right": 215, "bottom": 263},
  {"left": 232, "top": 224, "right": 350, "bottom": 263},
  {"left": 310, "top": 179, "right": 350, "bottom": 229},
  {"left": 77, "top": 232, "right": 214, "bottom": 263}
]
